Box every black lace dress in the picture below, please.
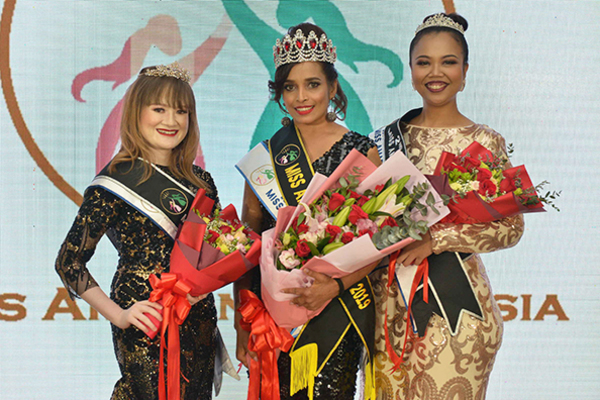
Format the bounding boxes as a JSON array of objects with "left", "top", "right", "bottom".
[
  {"left": 257, "top": 132, "right": 376, "bottom": 400},
  {"left": 55, "top": 165, "right": 219, "bottom": 400}
]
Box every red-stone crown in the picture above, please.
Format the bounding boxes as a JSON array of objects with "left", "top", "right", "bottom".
[{"left": 273, "top": 29, "right": 336, "bottom": 68}]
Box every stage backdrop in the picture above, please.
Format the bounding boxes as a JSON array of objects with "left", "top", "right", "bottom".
[{"left": 1, "top": 1, "right": 598, "bottom": 399}]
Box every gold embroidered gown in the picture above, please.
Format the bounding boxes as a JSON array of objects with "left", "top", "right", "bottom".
[
  {"left": 370, "top": 123, "right": 524, "bottom": 400},
  {"left": 55, "top": 166, "right": 219, "bottom": 400}
]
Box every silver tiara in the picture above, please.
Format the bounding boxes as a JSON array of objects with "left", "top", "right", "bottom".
[
  {"left": 273, "top": 29, "right": 336, "bottom": 68},
  {"left": 142, "top": 62, "right": 191, "bottom": 83},
  {"left": 415, "top": 14, "right": 465, "bottom": 35}
]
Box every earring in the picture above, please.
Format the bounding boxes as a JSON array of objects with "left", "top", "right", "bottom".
[
  {"left": 460, "top": 80, "right": 466, "bottom": 91},
  {"left": 326, "top": 99, "right": 337, "bottom": 122},
  {"left": 281, "top": 116, "right": 291, "bottom": 127}
]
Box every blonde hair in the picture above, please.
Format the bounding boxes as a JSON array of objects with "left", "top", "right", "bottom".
[{"left": 109, "top": 66, "right": 207, "bottom": 191}]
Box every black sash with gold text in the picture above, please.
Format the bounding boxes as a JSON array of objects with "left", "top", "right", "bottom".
[
  {"left": 268, "top": 121, "right": 314, "bottom": 206},
  {"left": 287, "top": 277, "right": 376, "bottom": 397}
]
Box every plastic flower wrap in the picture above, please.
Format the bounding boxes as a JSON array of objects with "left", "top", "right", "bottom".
[
  {"left": 142, "top": 189, "right": 261, "bottom": 400},
  {"left": 275, "top": 174, "right": 441, "bottom": 271},
  {"left": 429, "top": 141, "right": 560, "bottom": 224},
  {"left": 145, "top": 189, "right": 261, "bottom": 339},
  {"left": 260, "top": 149, "right": 449, "bottom": 329}
]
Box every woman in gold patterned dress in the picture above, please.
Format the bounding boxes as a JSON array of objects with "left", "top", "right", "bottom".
[
  {"left": 55, "top": 64, "right": 219, "bottom": 399},
  {"left": 369, "top": 14, "right": 524, "bottom": 400}
]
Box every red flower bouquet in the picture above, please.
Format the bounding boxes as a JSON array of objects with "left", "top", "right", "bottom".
[
  {"left": 143, "top": 190, "right": 261, "bottom": 400},
  {"left": 429, "top": 141, "right": 557, "bottom": 224},
  {"left": 145, "top": 189, "right": 261, "bottom": 338},
  {"left": 261, "top": 149, "right": 449, "bottom": 329}
]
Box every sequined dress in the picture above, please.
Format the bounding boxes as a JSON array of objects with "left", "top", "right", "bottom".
[
  {"left": 257, "top": 131, "right": 376, "bottom": 400},
  {"left": 55, "top": 165, "right": 219, "bottom": 400},
  {"left": 370, "top": 123, "right": 524, "bottom": 400}
]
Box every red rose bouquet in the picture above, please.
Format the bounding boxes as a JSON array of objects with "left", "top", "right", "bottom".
[
  {"left": 145, "top": 190, "right": 261, "bottom": 337},
  {"left": 275, "top": 174, "right": 439, "bottom": 271},
  {"left": 429, "top": 141, "right": 559, "bottom": 224},
  {"left": 261, "top": 149, "right": 449, "bottom": 329},
  {"left": 143, "top": 190, "right": 261, "bottom": 400}
]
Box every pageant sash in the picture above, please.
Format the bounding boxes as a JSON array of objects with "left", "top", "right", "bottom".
[
  {"left": 268, "top": 122, "right": 314, "bottom": 207},
  {"left": 90, "top": 159, "right": 195, "bottom": 239},
  {"left": 236, "top": 142, "right": 285, "bottom": 219},
  {"left": 395, "top": 252, "right": 484, "bottom": 336},
  {"left": 289, "top": 276, "right": 376, "bottom": 399},
  {"left": 236, "top": 121, "right": 315, "bottom": 217},
  {"left": 369, "top": 116, "right": 408, "bottom": 162}
]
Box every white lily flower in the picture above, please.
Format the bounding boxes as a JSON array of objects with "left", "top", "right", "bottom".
[{"left": 375, "top": 194, "right": 406, "bottom": 226}]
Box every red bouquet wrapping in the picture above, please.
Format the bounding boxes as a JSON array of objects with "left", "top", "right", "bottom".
[
  {"left": 429, "top": 141, "right": 547, "bottom": 224},
  {"left": 144, "top": 189, "right": 261, "bottom": 400}
]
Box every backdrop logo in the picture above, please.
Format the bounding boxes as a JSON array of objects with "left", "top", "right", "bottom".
[
  {"left": 0, "top": 0, "right": 230, "bottom": 205},
  {"left": 1, "top": 0, "right": 458, "bottom": 204}
]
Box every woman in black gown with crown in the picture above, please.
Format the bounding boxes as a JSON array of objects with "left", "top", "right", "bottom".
[
  {"left": 56, "top": 64, "right": 219, "bottom": 399},
  {"left": 234, "top": 23, "right": 382, "bottom": 400}
]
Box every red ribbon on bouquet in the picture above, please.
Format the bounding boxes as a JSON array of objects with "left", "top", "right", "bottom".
[
  {"left": 384, "top": 252, "right": 429, "bottom": 371},
  {"left": 148, "top": 273, "right": 192, "bottom": 400},
  {"left": 238, "top": 290, "right": 294, "bottom": 400}
]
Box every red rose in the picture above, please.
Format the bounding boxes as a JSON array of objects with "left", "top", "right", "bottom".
[
  {"left": 220, "top": 225, "right": 232, "bottom": 234},
  {"left": 463, "top": 156, "right": 481, "bottom": 171},
  {"left": 295, "top": 239, "right": 311, "bottom": 258},
  {"left": 450, "top": 162, "right": 467, "bottom": 173},
  {"left": 380, "top": 216, "right": 398, "bottom": 228},
  {"left": 348, "top": 190, "right": 361, "bottom": 200},
  {"left": 296, "top": 223, "right": 309, "bottom": 234},
  {"left": 359, "top": 229, "right": 374, "bottom": 238},
  {"left": 328, "top": 192, "right": 346, "bottom": 212},
  {"left": 348, "top": 204, "right": 369, "bottom": 225},
  {"left": 341, "top": 232, "right": 355, "bottom": 244},
  {"left": 325, "top": 225, "right": 342, "bottom": 242},
  {"left": 357, "top": 195, "right": 370, "bottom": 206},
  {"left": 499, "top": 178, "right": 517, "bottom": 193},
  {"left": 207, "top": 229, "right": 220, "bottom": 244},
  {"left": 477, "top": 168, "right": 493, "bottom": 181},
  {"left": 478, "top": 179, "right": 498, "bottom": 197},
  {"left": 374, "top": 184, "right": 385, "bottom": 193}
]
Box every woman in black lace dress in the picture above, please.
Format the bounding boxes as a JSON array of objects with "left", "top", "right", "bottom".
[
  {"left": 234, "top": 23, "right": 381, "bottom": 399},
  {"left": 55, "top": 64, "right": 218, "bottom": 400}
]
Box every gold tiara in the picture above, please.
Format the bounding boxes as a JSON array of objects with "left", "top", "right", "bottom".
[
  {"left": 142, "top": 62, "right": 191, "bottom": 83},
  {"left": 415, "top": 14, "right": 465, "bottom": 35},
  {"left": 273, "top": 29, "right": 336, "bottom": 68}
]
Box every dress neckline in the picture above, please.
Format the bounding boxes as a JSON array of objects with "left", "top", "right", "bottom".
[
  {"left": 403, "top": 122, "right": 478, "bottom": 130},
  {"left": 311, "top": 131, "right": 353, "bottom": 165}
]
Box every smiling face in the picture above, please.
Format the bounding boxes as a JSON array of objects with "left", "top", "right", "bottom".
[
  {"left": 281, "top": 61, "right": 337, "bottom": 127},
  {"left": 410, "top": 31, "right": 469, "bottom": 108},
  {"left": 139, "top": 103, "right": 189, "bottom": 165}
]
